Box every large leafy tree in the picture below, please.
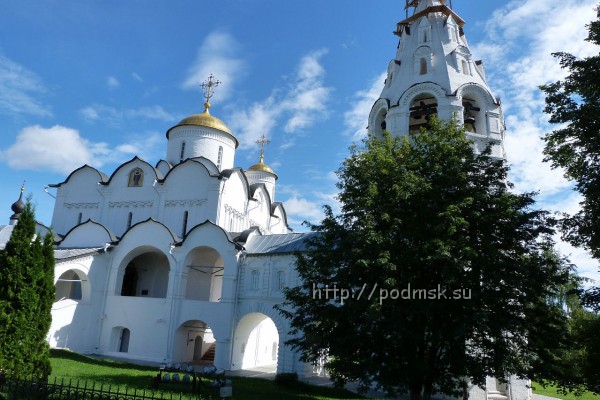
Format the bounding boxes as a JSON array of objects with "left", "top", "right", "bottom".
[
  {"left": 540, "top": 6, "right": 600, "bottom": 259},
  {"left": 0, "top": 200, "right": 55, "bottom": 378},
  {"left": 540, "top": 7, "right": 600, "bottom": 393},
  {"left": 279, "top": 119, "right": 572, "bottom": 400}
]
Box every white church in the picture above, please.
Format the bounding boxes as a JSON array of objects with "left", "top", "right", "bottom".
[{"left": 1, "top": 1, "right": 532, "bottom": 399}]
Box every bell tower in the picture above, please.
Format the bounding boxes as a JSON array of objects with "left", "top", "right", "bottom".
[{"left": 368, "top": 0, "right": 505, "bottom": 158}]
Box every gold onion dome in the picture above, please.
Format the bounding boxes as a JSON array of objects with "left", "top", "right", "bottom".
[
  {"left": 167, "top": 102, "right": 239, "bottom": 148},
  {"left": 248, "top": 155, "right": 278, "bottom": 179}
]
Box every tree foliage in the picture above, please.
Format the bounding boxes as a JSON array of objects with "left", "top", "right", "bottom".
[
  {"left": 540, "top": 6, "right": 600, "bottom": 258},
  {"left": 279, "top": 119, "right": 572, "bottom": 400},
  {"left": 540, "top": 7, "right": 600, "bottom": 393},
  {"left": 0, "top": 201, "right": 55, "bottom": 378}
]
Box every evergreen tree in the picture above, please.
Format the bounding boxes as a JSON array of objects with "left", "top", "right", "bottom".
[
  {"left": 279, "top": 119, "right": 572, "bottom": 400},
  {"left": 0, "top": 200, "right": 55, "bottom": 378}
]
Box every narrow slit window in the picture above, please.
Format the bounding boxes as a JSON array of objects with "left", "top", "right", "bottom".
[
  {"left": 217, "top": 146, "right": 223, "bottom": 170},
  {"left": 420, "top": 58, "right": 428, "bottom": 75},
  {"left": 182, "top": 211, "right": 188, "bottom": 237},
  {"left": 77, "top": 212, "right": 82, "bottom": 225},
  {"left": 127, "top": 212, "right": 133, "bottom": 229},
  {"left": 180, "top": 141, "right": 186, "bottom": 161},
  {"left": 462, "top": 60, "right": 469, "bottom": 75}
]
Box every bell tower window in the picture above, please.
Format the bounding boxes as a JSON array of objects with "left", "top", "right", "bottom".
[
  {"left": 420, "top": 59, "right": 428, "bottom": 75},
  {"left": 409, "top": 95, "right": 438, "bottom": 133},
  {"left": 462, "top": 100, "right": 481, "bottom": 133},
  {"left": 415, "top": 47, "right": 432, "bottom": 76},
  {"left": 462, "top": 60, "right": 470, "bottom": 75},
  {"left": 128, "top": 168, "right": 144, "bottom": 187}
]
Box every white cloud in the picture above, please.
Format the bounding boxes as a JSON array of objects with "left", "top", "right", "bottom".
[
  {"left": 0, "top": 125, "right": 163, "bottom": 175},
  {"left": 183, "top": 31, "right": 244, "bottom": 103},
  {"left": 228, "top": 49, "right": 332, "bottom": 150},
  {"left": 472, "top": 0, "right": 597, "bottom": 197},
  {"left": 80, "top": 104, "right": 175, "bottom": 124},
  {"left": 344, "top": 72, "right": 386, "bottom": 140},
  {"left": 107, "top": 76, "right": 120, "bottom": 89},
  {"left": 472, "top": 0, "right": 599, "bottom": 276},
  {"left": 0, "top": 52, "right": 51, "bottom": 118},
  {"left": 131, "top": 72, "right": 143, "bottom": 82}
]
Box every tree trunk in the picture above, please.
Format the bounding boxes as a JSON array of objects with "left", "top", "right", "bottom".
[{"left": 410, "top": 384, "right": 423, "bottom": 400}]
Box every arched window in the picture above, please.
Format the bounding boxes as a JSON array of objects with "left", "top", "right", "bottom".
[
  {"left": 55, "top": 270, "right": 83, "bottom": 301},
  {"left": 180, "top": 141, "right": 186, "bottom": 161},
  {"left": 251, "top": 270, "right": 260, "bottom": 291},
  {"left": 217, "top": 146, "right": 223, "bottom": 170},
  {"left": 128, "top": 168, "right": 144, "bottom": 187},
  {"left": 462, "top": 60, "right": 469, "bottom": 75},
  {"left": 420, "top": 58, "right": 428, "bottom": 75},
  {"left": 119, "top": 328, "right": 130, "bottom": 353},
  {"left": 277, "top": 270, "right": 286, "bottom": 291}
]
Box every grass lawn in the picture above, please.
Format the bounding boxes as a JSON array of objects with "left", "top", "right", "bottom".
[
  {"left": 49, "top": 349, "right": 364, "bottom": 400},
  {"left": 532, "top": 382, "right": 600, "bottom": 400}
]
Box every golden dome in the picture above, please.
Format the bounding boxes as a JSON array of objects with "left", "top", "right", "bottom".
[
  {"left": 166, "top": 102, "right": 238, "bottom": 148},
  {"left": 248, "top": 155, "right": 278, "bottom": 179}
]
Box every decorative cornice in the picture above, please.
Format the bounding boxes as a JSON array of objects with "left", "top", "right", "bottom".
[
  {"left": 165, "top": 199, "right": 207, "bottom": 207},
  {"left": 108, "top": 201, "right": 153, "bottom": 208},
  {"left": 64, "top": 202, "right": 99, "bottom": 209}
]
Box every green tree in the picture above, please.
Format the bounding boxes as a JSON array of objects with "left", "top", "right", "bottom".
[
  {"left": 540, "top": 6, "right": 600, "bottom": 259},
  {"left": 0, "top": 200, "right": 55, "bottom": 378},
  {"left": 279, "top": 119, "right": 573, "bottom": 400}
]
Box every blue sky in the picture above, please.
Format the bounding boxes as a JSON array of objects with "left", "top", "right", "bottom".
[{"left": 1, "top": 0, "right": 599, "bottom": 279}]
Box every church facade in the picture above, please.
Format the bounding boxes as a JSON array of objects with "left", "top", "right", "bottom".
[{"left": 1, "top": 0, "right": 532, "bottom": 398}]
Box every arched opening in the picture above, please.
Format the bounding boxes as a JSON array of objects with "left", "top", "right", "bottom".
[
  {"left": 231, "top": 313, "right": 279, "bottom": 371},
  {"left": 55, "top": 270, "right": 87, "bottom": 302},
  {"left": 372, "top": 108, "right": 388, "bottom": 138},
  {"left": 110, "top": 326, "right": 132, "bottom": 353},
  {"left": 184, "top": 247, "right": 224, "bottom": 302},
  {"left": 128, "top": 168, "right": 144, "bottom": 187},
  {"left": 409, "top": 94, "right": 438, "bottom": 133},
  {"left": 172, "top": 320, "right": 216, "bottom": 364},
  {"left": 462, "top": 99, "right": 482, "bottom": 134},
  {"left": 118, "top": 249, "right": 170, "bottom": 298}
]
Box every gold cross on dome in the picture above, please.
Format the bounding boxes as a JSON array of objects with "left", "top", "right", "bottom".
[
  {"left": 255, "top": 134, "right": 271, "bottom": 161},
  {"left": 200, "top": 74, "right": 221, "bottom": 104}
]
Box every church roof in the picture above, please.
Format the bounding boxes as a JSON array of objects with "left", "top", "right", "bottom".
[
  {"left": 244, "top": 232, "right": 318, "bottom": 255},
  {"left": 54, "top": 247, "right": 104, "bottom": 261}
]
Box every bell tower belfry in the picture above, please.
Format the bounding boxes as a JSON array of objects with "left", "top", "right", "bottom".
[{"left": 368, "top": 0, "right": 505, "bottom": 158}]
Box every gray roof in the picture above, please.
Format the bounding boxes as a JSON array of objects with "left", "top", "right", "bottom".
[
  {"left": 54, "top": 247, "right": 103, "bottom": 261},
  {"left": 244, "top": 232, "right": 318, "bottom": 255}
]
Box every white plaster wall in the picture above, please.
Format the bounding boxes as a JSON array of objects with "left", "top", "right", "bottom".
[
  {"left": 166, "top": 126, "right": 236, "bottom": 171},
  {"left": 51, "top": 167, "right": 105, "bottom": 235}
]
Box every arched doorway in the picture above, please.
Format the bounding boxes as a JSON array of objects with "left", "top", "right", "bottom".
[
  {"left": 173, "top": 320, "right": 216, "bottom": 364},
  {"left": 118, "top": 249, "right": 169, "bottom": 298},
  {"left": 231, "top": 313, "right": 279, "bottom": 371},
  {"left": 184, "top": 247, "right": 223, "bottom": 302}
]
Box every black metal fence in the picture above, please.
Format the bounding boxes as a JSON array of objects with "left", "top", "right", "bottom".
[{"left": 0, "top": 376, "right": 204, "bottom": 400}]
